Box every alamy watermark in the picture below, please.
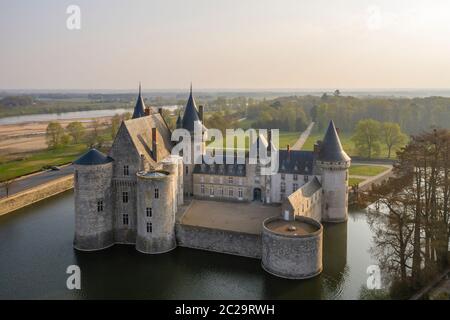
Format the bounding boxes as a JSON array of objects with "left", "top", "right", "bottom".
[
  {"left": 171, "top": 123, "right": 279, "bottom": 175},
  {"left": 66, "top": 265, "right": 81, "bottom": 290},
  {"left": 66, "top": 5, "right": 81, "bottom": 30}
]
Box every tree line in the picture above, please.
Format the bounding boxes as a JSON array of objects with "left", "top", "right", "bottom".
[
  {"left": 244, "top": 94, "right": 450, "bottom": 134},
  {"left": 45, "top": 112, "right": 131, "bottom": 149}
]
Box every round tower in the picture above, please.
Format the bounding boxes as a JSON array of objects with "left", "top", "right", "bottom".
[
  {"left": 73, "top": 148, "right": 114, "bottom": 250},
  {"left": 135, "top": 170, "right": 176, "bottom": 254},
  {"left": 316, "top": 121, "right": 351, "bottom": 223}
]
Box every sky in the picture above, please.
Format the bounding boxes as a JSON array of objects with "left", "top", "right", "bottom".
[{"left": 1, "top": 0, "right": 450, "bottom": 90}]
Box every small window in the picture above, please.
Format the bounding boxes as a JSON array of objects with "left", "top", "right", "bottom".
[
  {"left": 293, "top": 183, "right": 298, "bottom": 192},
  {"left": 238, "top": 188, "right": 243, "bottom": 198},
  {"left": 219, "top": 187, "right": 224, "bottom": 196},
  {"left": 228, "top": 177, "right": 233, "bottom": 184},
  {"left": 146, "top": 207, "right": 152, "bottom": 217},
  {"left": 154, "top": 188, "right": 159, "bottom": 199},
  {"left": 185, "top": 166, "right": 189, "bottom": 174},
  {"left": 281, "top": 173, "right": 285, "bottom": 180},
  {"left": 304, "top": 175, "right": 309, "bottom": 182},
  {"left": 229, "top": 188, "right": 233, "bottom": 197},
  {"left": 201, "top": 184, "right": 205, "bottom": 194},
  {"left": 122, "top": 192, "right": 128, "bottom": 203},
  {"left": 147, "top": 222, "right": 152, "bottom": 233},
  {"left": 293, "top": 174, "right": 298, "bottom": 181},
  {"left": 97, "top": 200, "right": 103, "bottom": 212},
  {"left": 123, "top": 165, "right": 129, "bottom": 176},
  {"left": 210, "top": 187, "right": 214, "bottom": 196},
  {"left": 280, "top": 182, "right": 286, "bottom": 193},
  {"left": 123, "top": 214, "right": 129, "bottom": 225}
]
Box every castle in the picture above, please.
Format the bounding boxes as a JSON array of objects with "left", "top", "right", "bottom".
[{"left": 73, "top": 86, "right": 350, "bottom": 279}]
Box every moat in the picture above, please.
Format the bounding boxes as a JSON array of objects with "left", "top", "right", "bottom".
[{"left": 0, "top": 190, "right": 376, "bottom": 299}]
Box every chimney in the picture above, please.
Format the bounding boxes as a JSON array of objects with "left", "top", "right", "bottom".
[
  {"left": 158, "top": 107, "right": 163, "bottom": 115},
  {"left": 287, "top": 144, "right": 290, "bottom": 159},
  {"left": 144, "top": 107, "right": 151, "bottom": 116},
  {"left": 152, "top": 128, "right": 158, "bottom": 162},
  {"left": 267, "top": 130, "right": 272, "bottom": 156},
  {"left": 199, "top": 105, "right": 204, "bottom": 123}
]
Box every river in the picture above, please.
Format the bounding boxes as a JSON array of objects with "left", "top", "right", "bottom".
[
  {"left": 0, "top": 106, "right": 180, "bottom": 125},
  {"left": 0, "top": 191, "right": 376, "bottom": 299}
]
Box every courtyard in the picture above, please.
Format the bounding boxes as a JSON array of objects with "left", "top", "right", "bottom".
[{"left": 179, "top": 200, "right": 281, "bottom": 235}]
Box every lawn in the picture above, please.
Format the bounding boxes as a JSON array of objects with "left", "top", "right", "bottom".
[
  {"left": 207, "top": 131, "right": 301, "bottom": 150},
  {"left": 349, "top": 177, "right": 365, "bottom": 187},
  {"left": 349, "top": 165, "right": 389, "bottom": 177},
  {"left": 0, "top": 144, "right": 88, "bottom": 181}
]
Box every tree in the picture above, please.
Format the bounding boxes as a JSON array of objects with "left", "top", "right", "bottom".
[
  {"left": 381, "top": 122, "right": 407, "bottom": 158},
  {"left": 333, "top": 89, "right": 341, "bottom": 97},
  {"left": 66, "top": 121, "right": 85, "bottom": 144},
  {"left": 352, "top": 119, "right": 382, "bottom": 158},
  {"left": 111, "top": 114, "right": 121, "bottom": 139},
  {"left": 85, "top": 119, "right": 103, "bottom": 148},
  {"left": 46, "top": 122, "right": 65, "bottom": 149}
]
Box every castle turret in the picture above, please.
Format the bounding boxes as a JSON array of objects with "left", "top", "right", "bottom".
[
  {"left": 135, "top": 170, "right": 177, "bottom": 254},
  {"left": 132, "top": 83, "right": 146, "bottom": 119},
  {"left": 316, "top": 121, "right": 351, "bottom": 223},
  {"left": 180, "top": 84, "right": 206, "bottom": 196},
  {"left": 73, "top": 148, "right": 114, "bottom": 250}
]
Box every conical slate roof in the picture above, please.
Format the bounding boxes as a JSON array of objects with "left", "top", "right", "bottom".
[
  {"left": 132, "top": 83, "right": 146, "bottom": 119},
  {"left": 318, "top": 120, "right": 350, "bottom": 162},
  {"left": 181, "top": 85, "right": 200, "bottom": 131},
  {"left": 74, "top": 148, "right": 113, "bottom": 165}
]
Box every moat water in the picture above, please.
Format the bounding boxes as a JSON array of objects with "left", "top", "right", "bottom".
[{"left": 0, "top": 191, "right": 376, "bottom": 299}]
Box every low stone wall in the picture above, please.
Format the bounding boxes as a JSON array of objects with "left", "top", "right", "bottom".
[
  {"left": 175, "top": 223, "right": 262, "bottom": 259},
  {"left": 0, "top": 175, "right": 74, "bottom": 216}
]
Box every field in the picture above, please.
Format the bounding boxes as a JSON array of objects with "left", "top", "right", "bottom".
[{"left": 348, "top": 177, "right": 365, "bottom": 187}]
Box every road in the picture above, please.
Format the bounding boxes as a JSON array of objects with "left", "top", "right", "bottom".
[
  {"left": 0, "top": 165, "right": 73, "bottom": 198},
  {"left": 291, "top": 122, "right": 315, "bottom": 150}
]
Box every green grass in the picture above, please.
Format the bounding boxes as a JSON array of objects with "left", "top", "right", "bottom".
[
  {"left": 349, "top": 177, "right": 365, "bottom": 186},
  {"left": 0, "top": 144, "right": 88, "bottom": 181},
  {"left": 207, "top": 131, "right": 301, "bottom": 150},
  {"left": 349, "top": 165, "right": 389, "bottom": 176},
  {"left": 303, "top": 132, "right": 402, "bottom": 159}
]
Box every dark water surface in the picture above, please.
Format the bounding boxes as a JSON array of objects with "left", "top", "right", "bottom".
[{"left": 0, "top": 191, "right": 375, "bottom": 299}]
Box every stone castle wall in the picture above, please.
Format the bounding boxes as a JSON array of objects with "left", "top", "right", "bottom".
[{"left": 0, "top": 175, "right": 73, "bottom": 216}]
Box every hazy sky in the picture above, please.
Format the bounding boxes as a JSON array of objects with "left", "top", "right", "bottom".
[{"left": 1, "top": 0, "right": 450, "bottom": 90}]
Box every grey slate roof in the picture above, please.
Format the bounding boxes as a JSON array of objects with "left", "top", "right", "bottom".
[
  {"left": 74, "top": 148, "right": 113, "bottom": 165},
  {"left": 121, "top": 114, "right": 172, "bottom": 164},
  {"left": 278, "top": 150, "right": 315, "bottom": 175},
  {"left": 193, "top": 154, "right": 246, "bottom": 177},
  {"left": 181, "top": 86, "right": 201, "bottom": 131},
  {"left": 132, "top": 84, "right": 146, "bottom": 119},
  {"left": 300, "top": 176, "right": 322, "bottom": 197},
  {"left": 318, "top": 120, "right": 350, "bottom": 162}
]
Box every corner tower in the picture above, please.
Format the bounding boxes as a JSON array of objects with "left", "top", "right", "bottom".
[
  {"left": 316, "top": 121, "right": 351, "bottom": 223},
  {"left": 73, "top": 148, "right": 114, "bottom": 250}
]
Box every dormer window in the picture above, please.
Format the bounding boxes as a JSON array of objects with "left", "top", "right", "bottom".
[{"left": 123, "top": 165, "right": 129, "bottom": 176}]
